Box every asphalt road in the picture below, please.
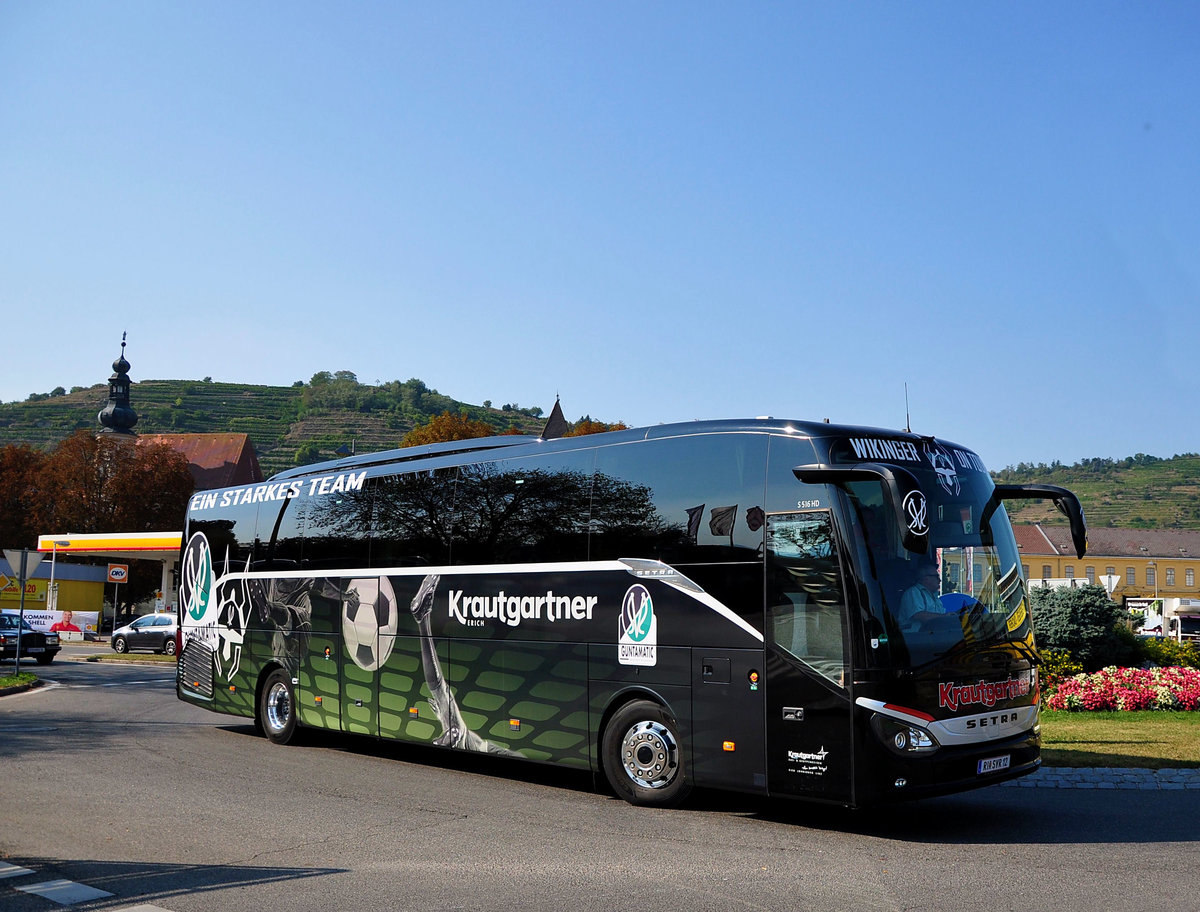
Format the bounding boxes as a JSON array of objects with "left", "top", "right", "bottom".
[{"left": 1, "top": 647, "right": 1198, "bottom": 912}]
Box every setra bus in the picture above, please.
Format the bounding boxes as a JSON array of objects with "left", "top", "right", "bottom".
[{"left": 176, "top": 418, "right": 1086, "bottom": 808}]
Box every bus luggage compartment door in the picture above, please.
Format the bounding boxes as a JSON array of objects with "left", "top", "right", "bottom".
[{"left": 690, "top": 649, "right": 767, "bottom": 793}]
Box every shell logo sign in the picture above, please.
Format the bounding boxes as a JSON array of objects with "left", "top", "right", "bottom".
[{"left": 107, "top": 564, "right": 130, "bottom": 583}]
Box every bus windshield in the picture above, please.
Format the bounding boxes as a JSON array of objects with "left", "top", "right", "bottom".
[{"left": 843, "top": 471, "right": 1030, "bottom": 669}]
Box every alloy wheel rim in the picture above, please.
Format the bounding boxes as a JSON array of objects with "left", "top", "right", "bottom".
[
  {"left": 266, "top": 681, "right": 292, "bottom": 733},
  {"left": 620, "top": 720, "right": 679, "bottom": 790}
]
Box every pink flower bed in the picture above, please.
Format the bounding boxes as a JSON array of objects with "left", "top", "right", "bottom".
[{"left": 1044, "top": 666, "right": 1200, "bottom": 712}]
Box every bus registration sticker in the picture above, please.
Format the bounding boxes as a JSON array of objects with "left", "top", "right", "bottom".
[{"left": 977, "top": 754, "right": 1011, "bottom": 775}]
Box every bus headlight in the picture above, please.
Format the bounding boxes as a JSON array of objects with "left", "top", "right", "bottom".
[{"left": 871, "top": 714, "right": 939, "bottom": 755}]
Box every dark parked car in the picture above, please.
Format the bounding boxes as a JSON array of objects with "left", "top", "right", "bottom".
[
  {"left": 0, "top": 611, "right": 61, "bottom": 665},
  {"left": 111, "top": 613, "right": 178, "bottom": 655}
]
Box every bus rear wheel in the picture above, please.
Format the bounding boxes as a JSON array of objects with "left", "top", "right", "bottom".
[
  {"left": 602, "top": 700, "right": 691, "bottom": 807},
  {"left": 259, "top": 669, "right": 297, "bottom": 745}
]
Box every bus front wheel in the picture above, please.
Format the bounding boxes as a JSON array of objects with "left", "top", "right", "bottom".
[
  {"left": 259, "top": 670, "right": 297, "bottom": 745},
  {"left": 602, "top": 700, "right": 691, "bottom": 807}
]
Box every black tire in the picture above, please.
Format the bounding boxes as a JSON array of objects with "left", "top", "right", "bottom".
[
  {"left": 35, "top": 654, "right": 54, "bottom": 666},
  {"left": 258, "top": 669, "right": 298, "bottom": 745},
  {"left": 602, "top": 699, "right": 691, "bottom": 807},
  {"left": 112, "top": 636, "right": 128, "bottom": 654},
  {"left": 163, "top": 638, "right": 177, "bottom": 656}
]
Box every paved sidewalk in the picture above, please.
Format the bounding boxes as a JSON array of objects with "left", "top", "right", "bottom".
[{"left": 1001, "top": 766, "right": 1200, "bottom": 789}]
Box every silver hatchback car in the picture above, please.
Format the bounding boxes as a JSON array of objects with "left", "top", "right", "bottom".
[{"left": 111, "top": 613, "right": 179, "bottom": 656}]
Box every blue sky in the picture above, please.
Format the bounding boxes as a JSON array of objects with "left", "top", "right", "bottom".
[{"left": 2, "top": 3, "right": 1196, "bottom": 470}]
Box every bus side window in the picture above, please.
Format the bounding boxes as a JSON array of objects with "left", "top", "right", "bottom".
[
  {"left": 591, "top": 434, "right": 767, "bottom": 564},
  {"left": 190, "top": 500, "right": 261, "bottom": 572},
  {"left": 301, "top": 484, "right": 373, "bottom": 570},
  {"left": 370, "top": 469, "right": 455, "bottom": 568},
  {"left": 451, "top": 450, "right": 595, "bottom": 565},
  {"left": 766, "top": 511, "right": 848, "bottom": 687},
  {"left": 263, "top": 494, "right": 305, "bottom": 568}
]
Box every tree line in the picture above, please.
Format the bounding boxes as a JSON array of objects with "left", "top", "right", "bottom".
[{"left": 0, "top": 432, "right": 195, "bottom": 604}]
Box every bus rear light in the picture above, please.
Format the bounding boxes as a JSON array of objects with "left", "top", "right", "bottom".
[{"left": 723, "top": 741, "right": 736, "bottom": 752}]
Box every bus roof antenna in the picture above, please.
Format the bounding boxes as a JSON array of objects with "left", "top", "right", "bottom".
[{"left": 904, "top": 383, "right": 911, "bottom": 433}]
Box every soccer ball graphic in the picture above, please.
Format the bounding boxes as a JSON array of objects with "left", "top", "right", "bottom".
[{"left": 341, "top": 577, "right": 398, "bottom": 671}]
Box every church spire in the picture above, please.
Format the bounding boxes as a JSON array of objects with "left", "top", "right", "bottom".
[
  {"left": 540, "top": 396, "right": 569, "bottom": 440},
  {"left": 97, "top": 332, "right": 138, "bottom": 437}
]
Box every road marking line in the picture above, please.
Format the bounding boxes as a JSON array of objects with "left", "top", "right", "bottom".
[
  {"left": 0, "top": 863, "right": 34, "bottom": 879},
  {"left": 16, "top": 878, "right": 114, "bottom": 903}
]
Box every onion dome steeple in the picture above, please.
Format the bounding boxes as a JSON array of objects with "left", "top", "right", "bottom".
[{"left": 97, "top": 332, "right": 139, "bottom": 437}]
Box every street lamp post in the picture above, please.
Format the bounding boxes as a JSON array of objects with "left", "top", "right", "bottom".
[{"left": 47, "top": 540, "right": 71, "bottom": 614}]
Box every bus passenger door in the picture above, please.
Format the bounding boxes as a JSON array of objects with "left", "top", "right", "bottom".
[
  {"left": 288, "top": 577, "right": 342, "bottom": 732},
  {"left": 764, "top": 511, "right": 853, "bottom": 802}
]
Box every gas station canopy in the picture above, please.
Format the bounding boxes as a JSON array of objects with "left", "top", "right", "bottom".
[{"left": 37, "top": 532, "right": 183, "bottom": 562}]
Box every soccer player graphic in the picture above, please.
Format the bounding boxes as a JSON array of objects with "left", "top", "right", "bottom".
[{"left": 408, "top": 573, "right": 516, "bottom": 756}]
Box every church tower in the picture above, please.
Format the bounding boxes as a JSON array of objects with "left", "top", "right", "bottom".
[{"left": 97, "top": 332, "right": 139, "bottom": 437}]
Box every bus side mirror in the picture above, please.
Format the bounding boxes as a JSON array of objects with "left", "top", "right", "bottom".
[
  {"left": 991, "top": 484, "right": 1088, "bottom": 559},
  {"left": 793, "top": 462, "right": 929, "bottom": 555}
]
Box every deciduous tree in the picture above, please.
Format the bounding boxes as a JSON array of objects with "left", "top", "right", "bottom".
[
  {"left": 37, "top": 432, "right": 194, "bottom": 534},
  {"left": 0, "top": 444, "right": 48, "bottom": 550},
  {"left": 401, "top": 411, "right": 494, "bottom": 447},
  {"left": 566, "top": 418, "right": 628, "bottom": 437}
]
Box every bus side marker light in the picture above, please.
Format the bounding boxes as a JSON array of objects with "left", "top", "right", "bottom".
[
  {"left": 229, "top": 686, "right": 236, "bottom": 692},
  {"left": 409, "top": 707, "right": 419, "bottom": 716},
  {"left": 315, "top": 696, "right": 322, "bottom": 704},
  {"left": 510, "top": 719, "right": 521, "bottom": 731},
  {"left": 723, "top": 741, "right": 736, "bottom": 752}
]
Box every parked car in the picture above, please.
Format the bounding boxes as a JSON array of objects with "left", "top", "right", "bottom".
[
  {"left": 0, "top": 611, "right": 61, "bottom": 665},
  {"left": 111, "top": 613, "right": 178, "bottom": 656}
]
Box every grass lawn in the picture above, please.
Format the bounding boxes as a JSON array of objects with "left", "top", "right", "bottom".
[
  {"left": 0, "top": 670, "right": 37, "bottom": 690},
  {"left": 1040, "top": 710, "right": 1200, "bottom": 768}
]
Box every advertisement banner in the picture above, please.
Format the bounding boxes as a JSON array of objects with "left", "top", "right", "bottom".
[
  {"left": 13, "top": 609, "right": 100, "bottom": 641},
  {"left": 0, "top": 578, "right": 48, "bottom": 603}
]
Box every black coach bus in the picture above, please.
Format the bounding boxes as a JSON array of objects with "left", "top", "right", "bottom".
[{"left": 176, "top": 418, "right": 1085, "bottom": 808}]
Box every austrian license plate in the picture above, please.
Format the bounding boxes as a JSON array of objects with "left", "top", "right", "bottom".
[
  {"left": 977, "top": 754, "right": 1011, "bottom": 775},
  {"left": 28, "top": 647, "right": 44, "bottom": 653}
]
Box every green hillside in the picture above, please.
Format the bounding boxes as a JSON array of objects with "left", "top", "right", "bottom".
[
  {"left": 0, "top": 374, "right": 548, "bottom": 477},
  {"left": 4, "top": 377, "right": 1197, "bottom": 529},
  {"left": 994, "top": 455, "right": 1200, "bottom": 530}
]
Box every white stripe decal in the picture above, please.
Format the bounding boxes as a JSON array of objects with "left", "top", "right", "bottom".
[{"left": 207, "top": 559, "right": 765, "bottom": 642}]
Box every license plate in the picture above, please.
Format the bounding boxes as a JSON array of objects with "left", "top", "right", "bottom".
[
  {"left": 977, "top": 754, "right": 1011, "bottom": 775},
  {"left": 28, "top": 647, "right": 44, "bottom": 653}
]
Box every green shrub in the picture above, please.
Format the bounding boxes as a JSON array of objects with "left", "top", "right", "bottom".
[
  {"left": 1137, "top": 636, "right": 1200, "bottom": 669},
  {"left": 1031, "top": 584, "right": 1134, "bottom": 671},
  {"left": 1039, "top": 647, "right": 1083, "bottom": 683}
]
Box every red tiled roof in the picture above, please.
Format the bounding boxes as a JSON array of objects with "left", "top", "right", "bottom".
[
  {"left": 1015, "top": 523, "right": 1200, "bottom": 559},
  {"left": 139, "top": 433, "right": 263, "bottom": 491}
]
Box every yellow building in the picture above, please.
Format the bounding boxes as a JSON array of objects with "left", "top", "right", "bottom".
[
  {"left": 1, "top": 559, "right": 107, "bottom": 613},
  {"left": 1014, "top": 525, "right": 1200, "bottom": 606}
]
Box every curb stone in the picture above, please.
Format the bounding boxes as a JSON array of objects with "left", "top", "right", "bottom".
[{"left": 1001, "top": 766, "right": 1200, "bottom": 789}]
